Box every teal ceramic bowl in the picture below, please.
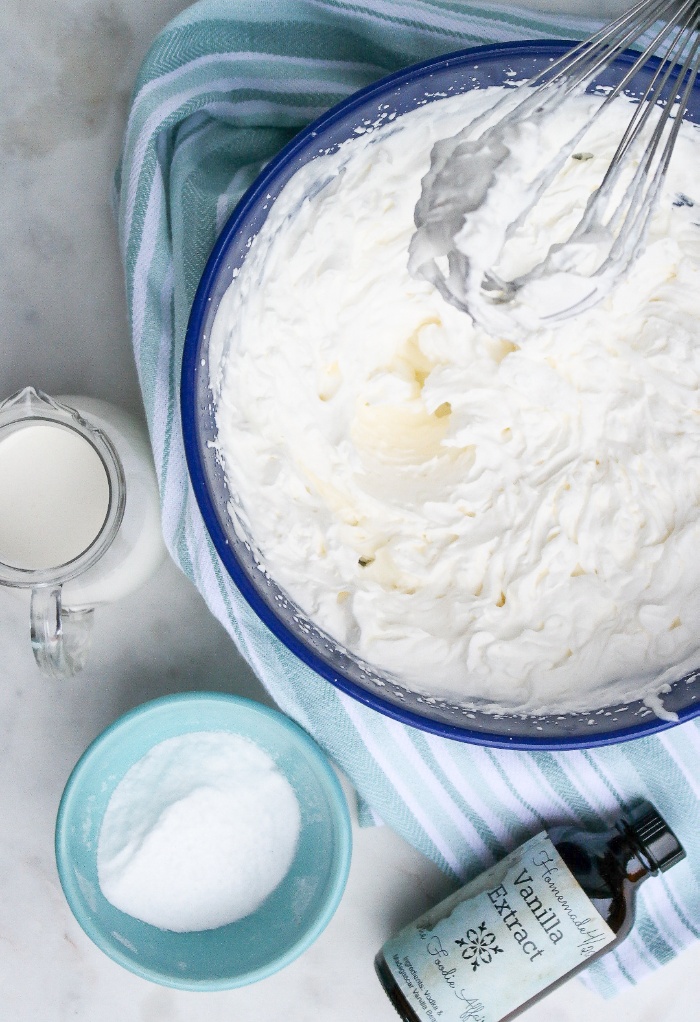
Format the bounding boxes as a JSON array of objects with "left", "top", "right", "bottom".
[{"left": 55, "top": 693, "right": 352, "bottom": 990}]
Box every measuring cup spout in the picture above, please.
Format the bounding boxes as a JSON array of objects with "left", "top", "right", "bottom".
[{"left": 0, "top": 386, "right": 71, "bottom": 420}]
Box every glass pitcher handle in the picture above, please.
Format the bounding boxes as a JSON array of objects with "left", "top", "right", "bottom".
[{"left": 30, "top": 585, "right": 95, "bottom": 678}]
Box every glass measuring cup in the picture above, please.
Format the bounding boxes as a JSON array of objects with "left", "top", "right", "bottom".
[{"left": 0, "top": 386, "right": 162, "bottom": 677}]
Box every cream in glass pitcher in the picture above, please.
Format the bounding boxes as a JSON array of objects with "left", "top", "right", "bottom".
[{"left": 0, "top": 387, "right": 165, "bottom": 677}]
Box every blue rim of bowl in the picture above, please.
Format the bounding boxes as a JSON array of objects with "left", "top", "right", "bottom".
[
  {"left": 55, "top": 692, "right": 353, "bottom": 990},
  {"left": 181, "top": 40, "right": 700, "bottom": 751}
]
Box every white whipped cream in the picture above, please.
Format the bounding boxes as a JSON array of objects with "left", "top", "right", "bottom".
[{"left": 210, "top": 86, "right": 700, "bottom": 715}]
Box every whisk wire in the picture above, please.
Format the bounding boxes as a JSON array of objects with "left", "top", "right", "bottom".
[
  {"left": 519, "top": 0, "right": 681, "bottom": 109},
  {"left": 411, "top": 0, "right": 700, "bottom": 324},
  {"left": 578, "top": 4, "right": 700, "bottom": 287}
]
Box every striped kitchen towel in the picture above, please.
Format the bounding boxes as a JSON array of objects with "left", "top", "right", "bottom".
[{"left": 115, "top": 0, "right": 700, "bottom": 997}]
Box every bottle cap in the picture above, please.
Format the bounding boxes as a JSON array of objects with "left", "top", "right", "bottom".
[{"left": 621, "top": 802, "right": 686, "bottom": 875}]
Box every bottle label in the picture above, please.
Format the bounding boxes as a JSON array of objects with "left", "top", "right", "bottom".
[{"left": 381, "top": 832, "right": 615, "bottom": 1022}]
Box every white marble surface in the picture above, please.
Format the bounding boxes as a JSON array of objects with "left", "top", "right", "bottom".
[{"left": 1, "top": 2, "right": 699, "bottom": 1020}]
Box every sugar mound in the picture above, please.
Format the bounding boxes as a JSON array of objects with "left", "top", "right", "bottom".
[{"left": 97, "top": 731, "right": 301, "bottom": 932}]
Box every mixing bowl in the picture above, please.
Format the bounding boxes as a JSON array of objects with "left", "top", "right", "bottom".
[
  {"left": 181, "top": 40, "right": 700, "bottom": 750},
  {"left": 55, "top": 693, "right": 352, "bottom": 989}
]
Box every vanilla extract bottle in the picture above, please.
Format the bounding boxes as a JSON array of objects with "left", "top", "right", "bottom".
[{"left": 375, "top": 802, "right": 685, "bottom": 1022}]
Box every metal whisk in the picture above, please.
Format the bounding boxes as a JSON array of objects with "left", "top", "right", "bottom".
[{"left": 409, "top": 0, "right": 700, "bottom": 329}]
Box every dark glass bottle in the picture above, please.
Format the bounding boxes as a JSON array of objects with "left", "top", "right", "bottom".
[{"left": 375, "top": 802, "right": 684, "bottom": 1022}]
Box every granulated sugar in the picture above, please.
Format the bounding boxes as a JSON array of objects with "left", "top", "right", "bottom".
[{"left": 97, "top": 731, "right": 301, "bottom": 932}]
